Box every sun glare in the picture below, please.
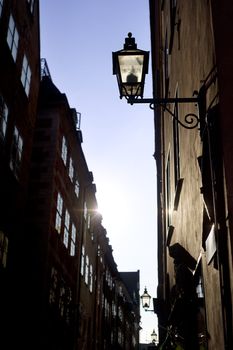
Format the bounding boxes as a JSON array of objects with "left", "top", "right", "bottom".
[{"left": 96, "top": 185, "right": 129, "bottom": 231}]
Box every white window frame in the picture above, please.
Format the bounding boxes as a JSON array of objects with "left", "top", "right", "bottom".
[
  {"left": 21, "top": 55, "right": 31, "bottom": 97},
  {"left": 81, "top": 246, "right": 85, "bottom": 276},
  {"left": 49, "top": 267, "right": 58, "bottom": 304},
  {"left": 70, "top": 223, "right": 76, "bottom": 256},
  {"left": 87, "top": 213, "right": 91, "bottom": 230},
  {"left": 0, "top": 0, "right": 3, "bottom": 18},
  {"left": 27, "top": 0, "right": 35, "bottom": 13},
  {"left": 75, "top": 179, "right": 80, "bottom": 198},
  {"left": 84, "top": 201, "right": 88, "bottom": 220},
  {"left": 55, "top": 192, "right": 63, "bottom": 233},
  {"left": 0, "top": 231, "right": 8, "bottom": 268},
  {"left": 10, "top": 126, "right": 23, "bottom": 176},
  {"left": 85, "top": 255, "right": 89, "bottom": 285},
  {"left": 89, "top": 264, "right": 93, "bottom": 292},
  {"left": 7, "top": 14, "right": 19, "bottom": 62},
  {"left": 68, "top": 158, "right": 74, "bottom": 182},
  {"left": 0, "top": 96, "right": 8, "bottom": 139},
  {"left": 61, "top": 136, "right": 67, "bottom": 165},
  {"left": 63, "top": 210, "right": 70, "bottom": 248}
]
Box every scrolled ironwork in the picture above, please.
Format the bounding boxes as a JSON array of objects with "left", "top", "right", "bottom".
[
  {"left": 182, "top": 113, "right": 200, "bottom": 129},
  {"left": 149, "top": 102, "right": 200, "bottom": 129}
]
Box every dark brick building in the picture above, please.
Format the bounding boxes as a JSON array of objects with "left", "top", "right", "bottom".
[
  {"left": 0, "top": 2, "right": 140, "bottom": 349},
  {"left": 0, "top": 0, "right": 40, "bottom": 347}
]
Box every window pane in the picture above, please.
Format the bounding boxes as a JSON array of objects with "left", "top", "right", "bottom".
[
  {"left": 71, "top": 224, "right": 76, "bottom": 242},
  {"left": 75, "top": 179, "right": 80, "bottom": 197},
  {"left": 0, "top": 0, "right": 3, "bottom": 18},
  {"left": 55, "top": 193, "right": 63, "bottom": 233},
  {"left": 7, "top": 15, "right": 19, "bottom": 62},
  {"left": 21, "top": 55, "right": 31, "bottom": 96},
  {"left": 70, "top": 242, "right": 75, "bottom": 256},
  {"left": 10, "top": 126, "right": 23, "bottom": 176},
  {"left": 69, "top": 159, "right": 74, "bottom": 181},
  {"left": 0, "top": 97, "right": 8, "bottom": 138},
  {"left": 61, "top": 136, "right": 67, "bottom": 164},
  {"left": 63, "top": 228, "right": 69, "bottom": 248}
]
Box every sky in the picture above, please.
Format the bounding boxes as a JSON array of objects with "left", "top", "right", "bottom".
[{"left": 40, "top": 0, "right": 158, "bottom": 343}]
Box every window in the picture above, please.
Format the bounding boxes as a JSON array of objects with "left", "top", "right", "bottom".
[
  {"left": 10, "top": 126, "right": 23, "bottom": 176},
  {"left": 0, "top": 0, "right": 3, "bottom": 17},
  {"left": 55, "top": 192, "right": 63, "bottom": 233},
  {"left": 21, "top": 55, "right": 31, "bottom": 96},
  {"left": 81, "top": 246, "right": 85, "bottom": 276},
  {"left": 7, "top": 15, "right": 19, "bottom": 61},
  {"left": 61, "top": 136, "right": 67, "bottom": 165},
  {"left": 27, "top": 0, "right": 35, "bottom": 13},
  {"left": 83, "top": 201, "right": 88, "bottom": 220},
  {"left": 0, "top": 96, "right": 8, "bottom": 139},
  {"left": 70, "top": 223, "right": 76, "bottom": 256},
  {"left": 75, "top": 179, "right": 80, "bottom": 198},
  {"left": 173, "top": 100, "right": 180, "bottom": 187},
  {"left": 85, "top": 255, "right": 89, "bottom": 285},
  {"left": 165, "top": 152, "right": 171, "bottom": 229},
  {"left": 68, "top": 158, "right": 74, "bottom": 181},
  {"left": 87, "top": 213, "right": 91, "bottom": 230},
  {"left": 55, "top": 193, "right": 77, "bottom": 256},
  {"left": 164, "top": 31, "right": 169, "bottom": 96},
  {"left": 59, "top": 283, "right": 66, "bottom": 317},
  {"left": 49, "top": 269, "right": 73, "bottom": 324},
  {"left": 112, "top": 302, "right": 116, "bottom": 318},
  {"left": 89, "top": 264, "right": 93, "bottom": 292},
  {"left": 49, "top": 267, "right": 58, "bottom": 304},
  {"left": 0, "top": 231, "right": 8, "bottom": 268},
  {"left": 63, "top": 210, "right": 70, "bottom": 248},
  {"left": 118, "top": 306, "right": 123, "bottom": 322}
]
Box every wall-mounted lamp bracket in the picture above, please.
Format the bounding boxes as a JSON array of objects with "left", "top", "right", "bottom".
[{"left": 126, "top": 96, "right": 201, "bottom": 130}]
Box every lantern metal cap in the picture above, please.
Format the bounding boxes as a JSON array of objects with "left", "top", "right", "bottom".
[{"left": 124, "top": 32, "right": 137, "bottom": 50}]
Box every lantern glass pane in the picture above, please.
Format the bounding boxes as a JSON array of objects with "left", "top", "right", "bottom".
[{"left": 118, "top": 54, "right": 144, "bottom": 83}]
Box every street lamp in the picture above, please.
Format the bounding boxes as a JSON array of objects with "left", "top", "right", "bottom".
[
  {"left": 151, "top": 329, "right": 158, "bottom": 345},
  {"left": 112, "top": 33, "right": 203, "bottom": 129},
  {"left": 112, "top": 32, "right": 149, "bottom": 99},
  {"left": 141, "top": 287, "right": 154, "bottom": 312}
]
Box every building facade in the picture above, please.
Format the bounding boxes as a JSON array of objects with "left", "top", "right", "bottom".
[
  {"left": 0, "top": 2, "right": 140, "bottom": 349},
  {"left": 0, "top": 0, "right": 40, "bottom": 347},
  {"left": 149, "top": 1, "right": 233, "bottom": 349}
]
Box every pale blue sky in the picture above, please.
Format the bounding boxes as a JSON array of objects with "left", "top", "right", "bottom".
[{"left": 40, "top": 0, "right": 158, "bottom": 343}]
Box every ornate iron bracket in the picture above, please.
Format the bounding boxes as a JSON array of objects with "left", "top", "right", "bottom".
[{"left": 126, "top": 95, "right": 201, "bottom": 129}]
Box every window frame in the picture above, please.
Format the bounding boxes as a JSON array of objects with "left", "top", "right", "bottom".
[
  {"left": 70, "top": 223, "right": 76, "bottom": 256},
  {"left": 75, "top": 178, "right": 80, "bottom": 198},
  {"left": 0, "top": 0, "right": 3, "bottom": 18},
  {"left": 61, "top": 136, "right": 68, "bottom": 165},
  {"left": 68, "top": 158, "right": 74, "bottom": 182},
  {"left": 173, "top": 99, "right": 180, "bottom": 187},
  {"left": 63, "top": 210, "right": 70, "bottom": 248},
  {"left": 21, "top": 55, "right": 31, "bottom": 97},
  {"left": 0, "top": 96, "right": 8, "bottom": 139},
  {"left": 7, "top": 14, "right": 19, "bottom": 62},
  {"left": 85, "top": 255, "right": 89, "bottom": 285},
  {"left": 27, "top": 0, "right": 35, "bottom": 14},
  {"left": 0, "top": 230, "right": 8, "bottom": 268},
  {"left": 10, "top": 126, "right": 23, "bottom": 177},
  {"left": 55, "top": 192, "right": 63, "bottom": 234},
  {"left": 165, "top": 151, "right": 172, "bottom": 230}
]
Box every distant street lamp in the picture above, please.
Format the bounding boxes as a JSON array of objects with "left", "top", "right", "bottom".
[
  {"left": 112, "top": 33, "right": 203, "bottom": 129},
  {"left": 151, "top": 329, "right": 158, "bottom": 345}
]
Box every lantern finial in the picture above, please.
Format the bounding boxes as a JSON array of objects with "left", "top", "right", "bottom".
[{"left": 124, "top": 32, "right": 137, "bottom": 50}]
